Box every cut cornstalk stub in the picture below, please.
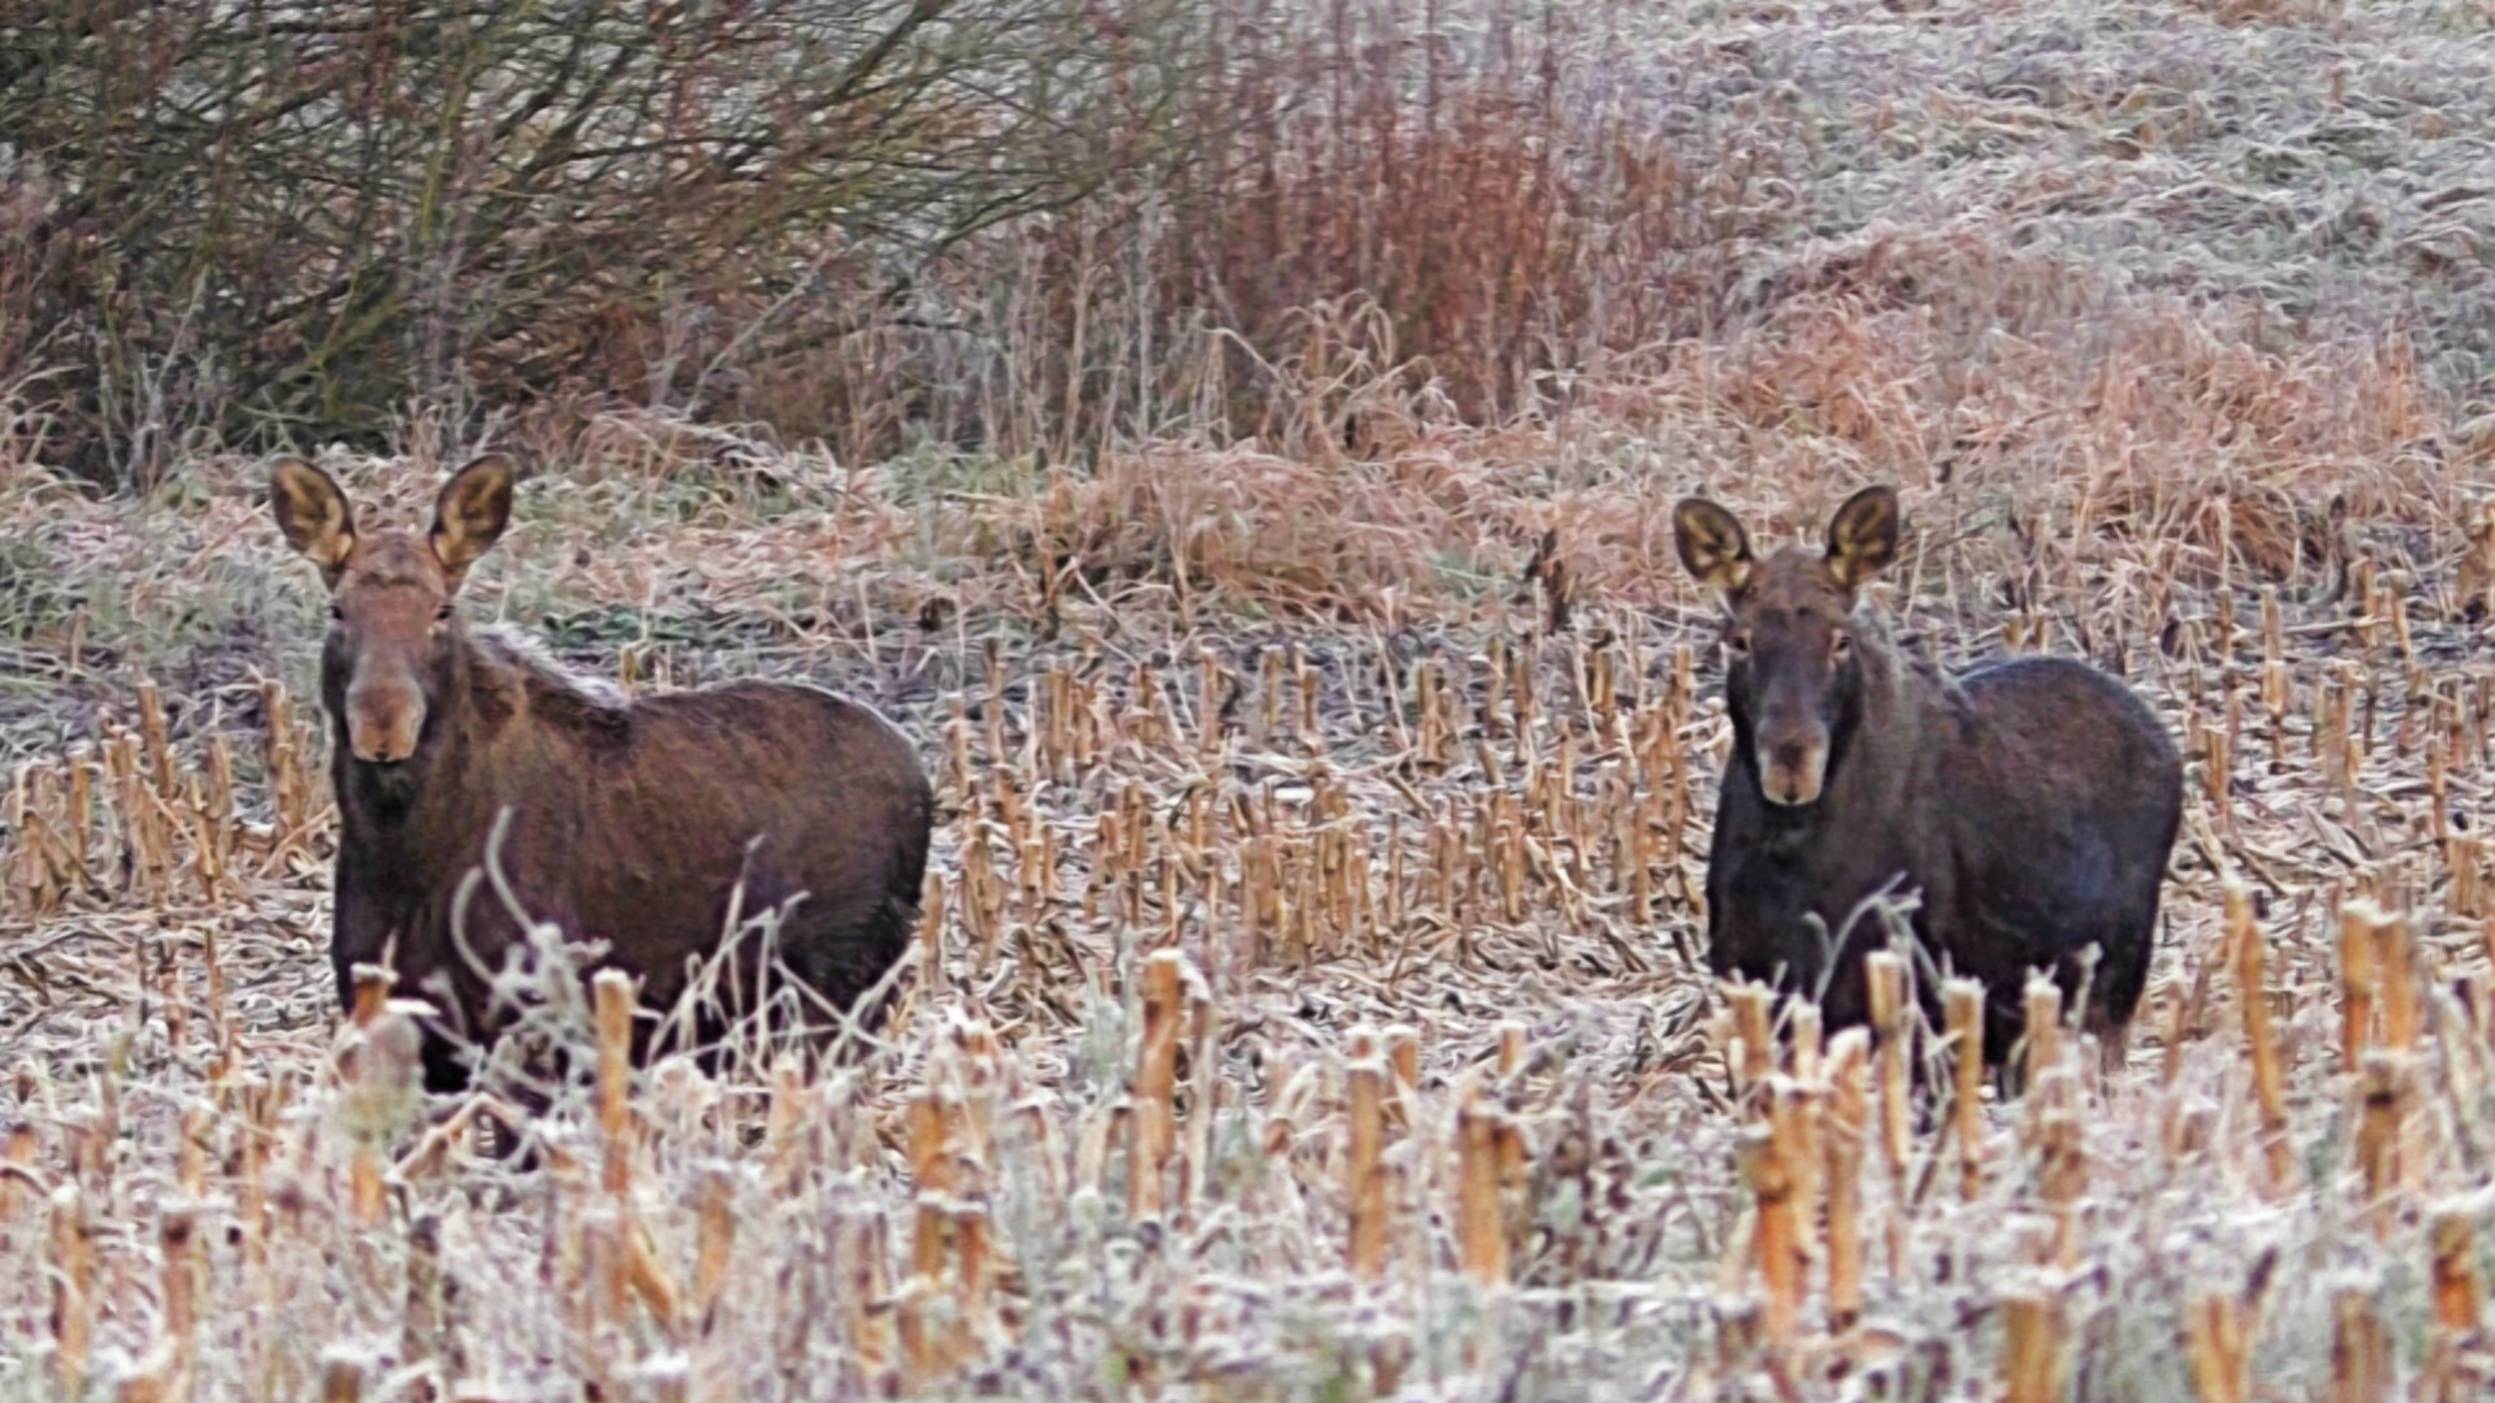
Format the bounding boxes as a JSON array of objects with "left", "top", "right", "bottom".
[{"left": 1944, "top": 978, "right": 1986, "bottom": 1200}]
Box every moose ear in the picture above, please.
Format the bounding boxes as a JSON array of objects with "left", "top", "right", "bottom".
[
  {"left": 1673, "top": 497, "right": 1753, "bottom": 599},
  {"left": 1824, "top": 485, "right": 1900, "bottom": 591},
  {"left": 429, "top": 453, "right": 515, "bottom": 589},
  {"left": 269, "top": 457, "right": 357, "bottom": 585}
]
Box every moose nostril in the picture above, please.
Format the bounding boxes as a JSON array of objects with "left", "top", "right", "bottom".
[
  {"left": 1757, "top": 735, "right": 1825, "bottom": 806},
  {"left": 350, "top": 720, "right": 421, "bottom": 765}
]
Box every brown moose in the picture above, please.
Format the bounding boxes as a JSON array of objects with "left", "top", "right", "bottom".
[
  {"left": 1673, "top": 484, "right": 2183, "bottom": 1074},
  {"left": 268, "top": 454, "right": 934, "bottom": 1094}
]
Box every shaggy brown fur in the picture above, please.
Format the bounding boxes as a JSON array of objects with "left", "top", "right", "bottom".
[
  {"left": 1675, "top": 485, "right": 2183, "bottom": 1073},
  {"left": 270, "top": 455, "right": 934, "bottom": 1093}
]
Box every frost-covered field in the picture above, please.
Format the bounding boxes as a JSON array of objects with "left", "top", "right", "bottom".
[{"left": 5, "top": 0, "right": 2495, "bottom": 1395}]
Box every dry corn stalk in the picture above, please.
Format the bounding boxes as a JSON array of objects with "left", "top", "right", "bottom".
[
  {"left": 1726, "top": 979, "right": 1775, "bottom": 1099},
  {"left": 1737, "top": 1111, "right": 1804, "bottom": 1345},
  {"left": 892, "top": 1250, "right": 940, "bottom": 1389},
  {"left": 622, "top": 1220, "right": 684, "bottom": 1340},
  {"left": 1944, "top": 978, "right": 1986, "bottom": 1200},
  {"left": 2036, "top": 1107, "right": 2084, "bottom": 1268},
  {"left": 1385, "top": 1024, "right": 1420, "bottom": 1092},
  {"left": 693, "top": 1167, "right": 736, "bottom": 1327},
  {"left": 2370, "top": 905, "right": 2420, "bottom": 1055},
  {"left": 2001, "top": 1286, "right": 2065, "bottom": 1403},
  {"left": 1864, "top": 951, "right": 1911, "bottom": 1177},
  {"left": 259, "top": 676, "right": 311, "bottom": 861},
  {"left": 2431, "top": 1205, "right": 2485, "bottom": 1336},
  {"left": 1864, "top": 948, "right": 1915, "bottom": 1278},
  {"left": 594, "top": 970, "right": 636, "bottom": 1197},
  {"left": 2330, "top": 1282, "right": 2394, "bottom": 1403},
  {"left": 2353, "top": 1051, "right": 2411, "bottom": 1234},
  {"left": 1496, "top": 1021, "right": 1528, "bottom": 1079},
  {"left": 2021, "top": 974, "right": 2061, "bottom": 1111},
  {"left": 2185, "top": 1289, "right": 2252, "bottom": 1403},
  {"left": 2451, "top": 834, "right": 2483, "bottom": 919},
  {"left": 907, "top": 1088, "right": 956, "bottom": 1289},
  {"left": 1346, "top": 1048, "right": 1389, "bottom": 1281},
  {"left": 321, "top": 1351, "right": 367, "bottom": 1403},
  {"left": 1130, "top": 951, "right": 1186, "bottom": 1220},
  {"left": 1769, "top": 1074, "right": 1822, "bottom": 1263},
  {"left": 1455, "top": 1088, "right": 1515, "bottom": 1289},
  {"left": 162, "top": 1204, "right": 200, "bottom": 1381},
  {"left": 117, "top": 1360, "right": 174, "bottom": 1403},
  {"left": 949, "top": 1195, "right": 996, "bottom": 1353},
  {"left": 765, "top": 1055, "right": 810, "bottom": 1194},
  {"left": 1823, "top": 1029, "right": 1869, "bottom": 1330},
  {"left": 51, "top": 1183, "right": 92, "bottom": 1399},
  {"left": 349, "top": 963, "right": 392, "bottom": 1029},
  {"left": 844, "top": 1209, "right": 896, "bottom": 1376},
  {"left": 1788, "top": 1002, "right": 1822, "bottom": 1083},
  {"left": 0, "top": 1120, "right": 36, "bottom": 1224},
  {"left": 345, "top": 1006, "right": 421, "bottom": 1228},
  {"left": 2338, "top": 899, "right": 2382, "bottom": 1070},
  {"left": 2226, "top": 878, "right": 2294, "bottom": 1193}
]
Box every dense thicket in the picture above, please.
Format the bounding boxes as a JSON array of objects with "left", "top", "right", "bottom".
[
  {"left": 2, "top": 0, "right": 1776, "bottom": 486},
  {"left": 0, "top": 0, "right": 1197, "bottom": 482}
]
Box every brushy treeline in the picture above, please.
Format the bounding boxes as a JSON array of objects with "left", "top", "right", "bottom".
[{"left": 0, "top": 0, "right": 1759, "bottom": 488}]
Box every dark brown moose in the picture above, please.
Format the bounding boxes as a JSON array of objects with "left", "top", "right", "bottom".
[
  {"left": 1673, "top": 484, "right": 2182, "bottom": 1075},
  {"left": 269, "top": 454, "right": 934, "bottom": 1094}
]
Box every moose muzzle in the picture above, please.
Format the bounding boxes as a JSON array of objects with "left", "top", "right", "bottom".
[{"left": 346, "top": 674, "right": 426, "bottom": 765}]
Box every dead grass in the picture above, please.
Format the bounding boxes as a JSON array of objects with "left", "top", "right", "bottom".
[{"left": 2, "top": 370, "right": 2493, "bottom": 1394}]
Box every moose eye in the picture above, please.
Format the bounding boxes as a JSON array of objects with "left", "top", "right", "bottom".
[
  {"left": 328, "top": 603, "right": 345, "bottom": 624},
  {"left": 1831, "top": 632, "right": 1853, "bottom": 660},
  {"left": 434, "top": 604, "right": 455, "bottom": 624},
  {"left": 1723, "top": 628, "right": 1751, "bottom": 655}
]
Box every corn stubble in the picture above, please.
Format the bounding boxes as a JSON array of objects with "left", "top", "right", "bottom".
[{"left": 7, "top": 478, "right": 2495, "bottom": 1399}]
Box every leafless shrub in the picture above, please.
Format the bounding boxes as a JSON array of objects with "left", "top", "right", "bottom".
[{"left": 0, "top": 0, "right": 1206, "bottom": 485}]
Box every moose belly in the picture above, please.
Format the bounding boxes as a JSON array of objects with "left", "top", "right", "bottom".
[
  {"left": 572, "top": 841, "right": 803, "bottom": 993},
  {"left": 571, "top": 817, "right": 899, "bottom": 1023}
]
